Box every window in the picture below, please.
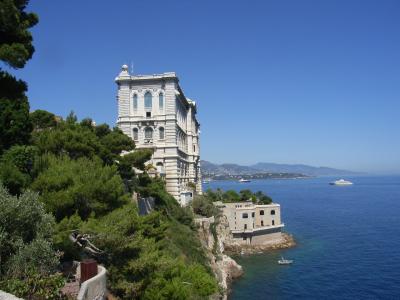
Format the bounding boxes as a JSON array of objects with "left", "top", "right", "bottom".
[
  {"left": 260, "top": 210, "right": 264, "bottom": 215},
  {"left": 251, "top": 212, "right": 255, "bottom": 218},
  {"left": 272, "top": 220, "right": 275, "bottom": 226},
  {"left": 271, "top": 210, "right": 276, "bottom": 215},
  {"left": 145, "top": 127, "right": 153, "bottom": 139},
  {"left": 242, "top": 213, "right": 248, "bottom": 219},
  {"left": 146, "top": 112, "right": 151, "bottom": 118},
  {"left": 144, "top": 91, "right": 152, "bottom": 109},
  {"left": 156, "top": 162, "right": 165, "bottom": 174},
  {"left": 244, "top": 224, "right": 247, "bottom": 230},
  {"left": 133, "top": 94, "right": 138, "bottom": 110},
  {"left": 193, "top": 145, "right": 196, "bottom": 152},
  {"left": 261, "top": 220, "right": 264, "bottom": 226},
  {"left": 159, "top": 127, "right": 165, "bottom": 139},
  {"left": 133, "top": 128, "right": 138, "bottom": 140},
  {"left": 159, "top": 93, "right": 164, "bottom": 109}
]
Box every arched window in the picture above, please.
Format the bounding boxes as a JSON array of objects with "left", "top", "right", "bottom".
[
  {"left": 145, "top": 127, "right": 153, "bottom": 139},
  {"left": 260, "top": 210, "right": 264, "bottom": 215},
  {"left": 144, "top": 92, "right": 152, "bottom": 109},
  {"left": 271, "top": 210, "right": 275, "bottom": 215},
  {"left": 159, "top": 93, "right": 164, "bottom": 110},
  {"left": 159, "top": 127, "right": 165, "bottom": 140},
  {"left": 133, "top": 94, "right": 138, "bottom": 110},
  {"left": 133, "top": 128, "right": 138, "bottom": 140}
]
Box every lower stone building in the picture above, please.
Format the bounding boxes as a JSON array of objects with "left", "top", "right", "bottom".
[{"left": 216, "top": 201, "right": 285, "bottom": 245}]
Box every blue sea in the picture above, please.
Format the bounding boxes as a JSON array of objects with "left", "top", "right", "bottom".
[{"left": 206, "top": 176, "right": 400, "bottom": 299}]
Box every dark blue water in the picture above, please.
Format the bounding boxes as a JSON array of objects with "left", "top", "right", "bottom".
[{"left": 206, "top": 176, "right": 400, "bottom": 299}]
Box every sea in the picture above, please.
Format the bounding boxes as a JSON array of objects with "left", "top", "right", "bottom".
[{"left": 206, "top": 175, "right": 400, "bottom": 300}]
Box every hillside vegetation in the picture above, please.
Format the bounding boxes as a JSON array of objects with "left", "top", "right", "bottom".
[{"left": 0, "top": 2, "right": 218, "bottom": 298}]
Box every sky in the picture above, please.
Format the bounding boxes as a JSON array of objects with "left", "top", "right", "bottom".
[{"left": 9, "top": 0, "right": 400, "bottom": 173}]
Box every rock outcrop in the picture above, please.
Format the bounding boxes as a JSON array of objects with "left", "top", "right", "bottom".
[
  {"left": 196, "top": 216, "right": 243, "bottom": 299},
  {"left": 196, "top": 214, "right": 296, "bottom": 299}
]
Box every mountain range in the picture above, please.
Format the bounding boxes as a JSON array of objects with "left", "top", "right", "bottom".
[{"left": 201, "top": 160, "right": 360, "bottom": 176}]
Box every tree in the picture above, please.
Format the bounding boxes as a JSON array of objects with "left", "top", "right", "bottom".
[
  {"left": 0, "top": 0, "right": 38, "bottom": 69},
  {"left": 0, "top": 72, "right": 32, "bottom": 154},
  {"left": 30, "top": 109, "right": 57, "bottom": 130},
  {"left": 0, "top": 0, "right": 38, "bottom": 154},
  {"left": 239, "top": 189, "right": 253, "bottom": 201},
  {"left": 31, "top": 155, "right": 128, "bottom": 221},
  {"left": 223, "top": 190, "right": 240, "bottom": 202},
  {"left": 0, "top": 145, "right": 37, "bottom": 194}
]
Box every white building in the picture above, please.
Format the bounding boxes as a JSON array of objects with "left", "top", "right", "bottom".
[
  {"left": 115, "top": 65, "right": 202, "bottom": 205},
  {"left": 216, "top": 201, "right": 285, "bottom": 245}
]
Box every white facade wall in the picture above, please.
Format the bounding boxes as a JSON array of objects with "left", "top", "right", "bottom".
[{"left": 115, "top": 65, "right": 202, "bottom": 204}]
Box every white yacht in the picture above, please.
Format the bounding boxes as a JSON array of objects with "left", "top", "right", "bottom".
[
  {"left": 330, "top": 179, "right": 353, "bottom": 186},
  {"left": 239, "top": 178, "right": 251, "bottom": 183},
  {"left": 278, "top": 256, "right": 293, "bottom": 265}
]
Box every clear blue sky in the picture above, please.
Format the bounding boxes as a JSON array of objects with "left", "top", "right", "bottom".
[{"left": 11, "top": 0, "right": 400, "bottom": 173}]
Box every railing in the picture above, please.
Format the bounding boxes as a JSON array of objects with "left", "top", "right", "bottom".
[
  {"left": 231, "top": 223, "right": 285, "bottom": 234},
  {"left": 77, "top": 265, "right": 107, "bottom": 300}
]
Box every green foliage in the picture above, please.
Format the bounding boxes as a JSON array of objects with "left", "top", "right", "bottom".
[
  {"left": 53, "top": 213, "right": 83, "bottom": 261},
  {"left": 30, "top": 109, "right": 57, "bottom": 130},
  {"left": 31, "top": 155, "right": 128, "bottom": 221},
  {"left": 255, "top": 191, "right": 273, "bottom": 204},
  {"left": 212, "top": 188, "right": 273, "bottom": 204},
  {"left": 239, "top": 189, "right": 253, "bottom": 201},
  {"left": 0, "top": 161, "right": 30, "bottom": 195},
  {"left": 120, "top": 149, "right": 153, "bottom": 170},
  {"left": 0, "top": 71, "right": 32, "bottom": 154},
  {"left": 33, "top": 121, "right": 102, "bottom": 160},
  {"left": 187, "top": 181, "right": 196, "bottom": 191},
  {"left": 0, "top": 0, "right": 38, "bottom": 69},
  {"left": 192, "top": 195, "right": 219, "bottom": 217},
  {"left": 204, "top": 188, "right": 224, "bottom": 202},
  {"left": 0, "top": 145, "right": 38, "bottom": 194},
  {"left": 0, "top": 185, "right": 58, "bottom": 278},
  {"left": 32, "top": 116, "right": 135, "bottom": 164},
  {"left": 1, "top": 145, "right": 37, "bottom": 173},
  {"left": 73, "top": 203, "right": 217, "bottom": 299},
  {"left": 0, "top": 272, "right": 66, "bottom": 300},
  {"left": 223, "top": 189, "right": 241, "bottom": 202}
]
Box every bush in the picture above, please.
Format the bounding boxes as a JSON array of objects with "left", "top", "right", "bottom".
[
  {"left": 192, "top": 195, "right": 219, "bottom": 217},
  {"left": 0, "top": 184, "right": 61, "bottom": 299}
]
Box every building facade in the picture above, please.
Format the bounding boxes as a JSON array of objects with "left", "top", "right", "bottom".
[
  {"left": 115, "top": 65, "right": 202, "bottom": 204},
  {"left": 217, "top": 201, "right": 284, "bottom": 245}
]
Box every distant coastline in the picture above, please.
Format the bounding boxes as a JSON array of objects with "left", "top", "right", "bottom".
[
  {"left": 202, "top": 160, "right": 362, "bottom": 177},
  {"left": 204, "top": 173, "right": 310, "bottom": 181}
]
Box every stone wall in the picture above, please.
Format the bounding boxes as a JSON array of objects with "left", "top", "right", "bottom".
[{"left": 0, "top": 291, "right": 24, "bottom": 300}]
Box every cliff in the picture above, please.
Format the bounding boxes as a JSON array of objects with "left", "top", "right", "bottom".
[
  {"left": 196, "top": 214, "right": 296, "bottom": 298},
  {"left": 195, "top": 216, "right": 243, "bottom": 299}
]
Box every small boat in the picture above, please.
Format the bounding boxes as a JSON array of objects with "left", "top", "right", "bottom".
[
  {"left": 329, "top": 179, "right": 353, "bottom": 186},
  {"left": 278, "top": 256, "right": 293, "bottom": 265},
  {"left": 202, "top": 179, "right": 211, "bottom": 184},
  {"left": 239, "top": 178, "right": 251, "bottom": 183}
]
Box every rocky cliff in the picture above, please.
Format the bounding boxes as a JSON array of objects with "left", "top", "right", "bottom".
[{"left": 195, "top": 216, "right": 243, "bottom": 299}]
